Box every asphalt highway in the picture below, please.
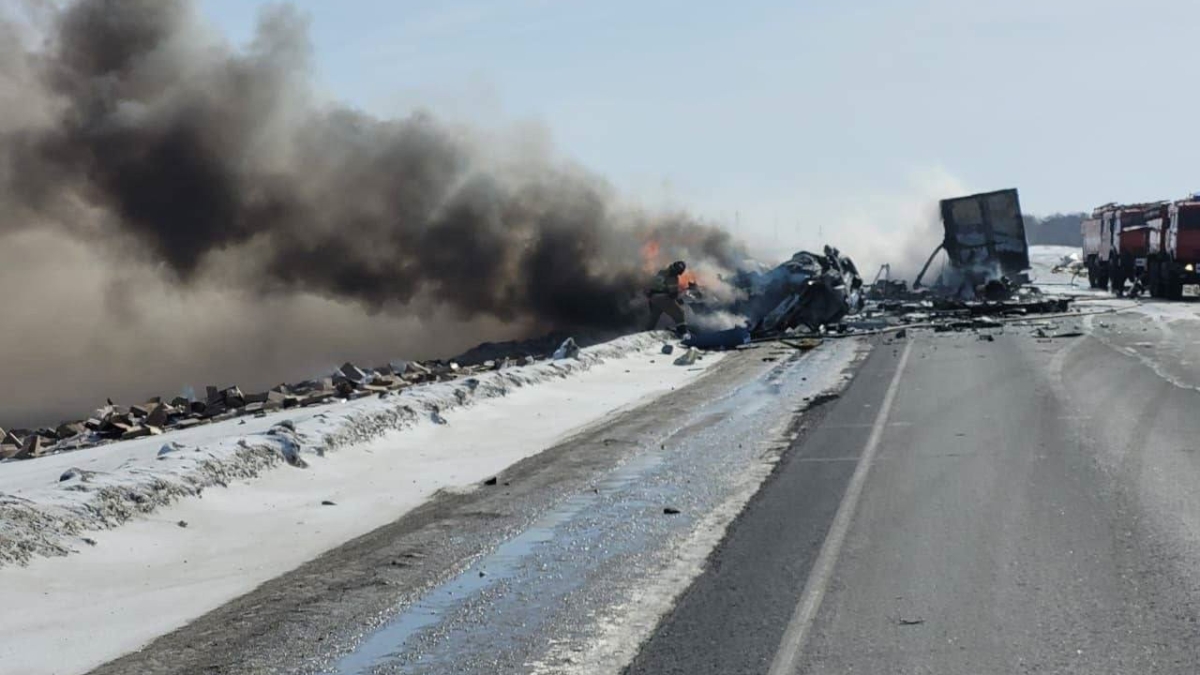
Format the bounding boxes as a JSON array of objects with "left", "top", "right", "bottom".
[
  {"left": 89, "top": 300, "right": 1200, "bottom": 675},
  {"left": 629, "top": 310, "right": 1200, "bottom": 674}
]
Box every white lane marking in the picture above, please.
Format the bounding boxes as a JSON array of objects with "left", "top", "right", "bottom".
[
  {"left": 819, "top": 421, "right": 913, "bottom": 430},
  {"left": 767, "top": 340, "right": 913, "bottom": 675}
]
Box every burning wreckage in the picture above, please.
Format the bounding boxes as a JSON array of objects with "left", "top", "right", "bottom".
[
  {"left": 728, "top": 246, "right": 864, "bottom": 336},
  {"left": 671, "top": 246, "right": 865, "bottom": 351},
  {"left": 0, "top": 188, "right": 1077, "bottom": 464},
  {"left": 687, "top": 188, "right": 1075, "bottom": 347}
]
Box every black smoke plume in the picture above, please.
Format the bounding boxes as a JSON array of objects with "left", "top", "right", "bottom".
[
  {"left": 0, "top": 0, "right": 748, "bottom": 424},
  {"left": 5, "top": 0, "right": 744, "bottom": 325}
]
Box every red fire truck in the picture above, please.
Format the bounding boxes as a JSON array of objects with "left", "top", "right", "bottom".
[
  {"left": 1083, "top": 201, "right": 1170, "bottom": 293},
  {"left": 1148, "top": 196, "right": 1200, "bottom": 298},
  {"left": 1082, "top": 203, "right": 1139, "bottom": 290}
]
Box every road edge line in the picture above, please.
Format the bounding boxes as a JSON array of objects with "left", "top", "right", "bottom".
[{"left": 767, "top": 339, "right": 913, "bottom": 675}]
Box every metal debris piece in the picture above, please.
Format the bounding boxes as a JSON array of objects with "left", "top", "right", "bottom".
[
  {"left": 731, "top": 245, "right": 863, "bottom": 338},
  {"left": 553, "top": 337, "right": 581, "bottom": 360},
  {"left": 673, "top": 347, "right": 700, "bottom": 366},
  {"left": 915, "top": 188, "right": 1030, "bottom": 296}
]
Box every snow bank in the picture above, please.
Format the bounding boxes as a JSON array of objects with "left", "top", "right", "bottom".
[
  {"left": 0, "top": 332, "right": 689, "bottom": 567},
  {"left": 0, "top": 331, "right": 723, "bottom": 675},
  {"left": 1028, "top": 244, "right": 1082, "bottom": 281},
  {"left": 1028, "top": 244, "right": 1082, "bottom": 266},
  {"left": 1026, "top": 244, "right": 1110, "bottom": 298}
]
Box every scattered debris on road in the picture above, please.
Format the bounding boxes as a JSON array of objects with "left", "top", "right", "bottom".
[
  {"left": 674, "top": 192, "right": 1099, "bottom": 352},
  {"left": 0, "top": 197, "right": 1103, "bottom": 471},
  {"left": 779, "top": 338, "right": 823, "bottom": 351},
  {"left": 804, "top": 392, "right": 841, "bottom": 408}
]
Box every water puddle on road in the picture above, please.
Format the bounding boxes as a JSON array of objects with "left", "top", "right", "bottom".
[
  {"left": 329, "top": 342, "right": 857, "bottom": 675},
  {"left": 332, "top": 451, "right": 665, "bottom": 675}
]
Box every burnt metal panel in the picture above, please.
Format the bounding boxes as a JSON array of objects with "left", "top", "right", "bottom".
[{"left": 939, "top": 188, "right": 1030, "bottom": 278}]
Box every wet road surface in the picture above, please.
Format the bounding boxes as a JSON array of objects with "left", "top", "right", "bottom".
[
  {"left": 630, "top": 308, "right": 1200, "bottom": 674},
  {"left": 91, "top": 298, "right": 1200, "bottom": 675},
  {"left": 90, "top": 340, "right": 860, "bottom": 675}
]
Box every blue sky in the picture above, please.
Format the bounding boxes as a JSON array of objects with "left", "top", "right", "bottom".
[{"left": 197, "top": 0, "right": 1198, "bottom": 255}]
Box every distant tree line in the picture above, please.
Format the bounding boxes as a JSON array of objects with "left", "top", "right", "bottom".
[{"left": 1024, "top": 212, "right": 1085, "bottom": 247}]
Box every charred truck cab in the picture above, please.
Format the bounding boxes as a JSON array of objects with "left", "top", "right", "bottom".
[{"left": 1150, "top": 197, "right": 1200, "bottom": 299}]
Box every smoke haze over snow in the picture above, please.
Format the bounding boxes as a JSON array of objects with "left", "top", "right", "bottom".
[
  {"left": 0, "top": 0, "right": 748, "bottom": 425},
  {"left": 839, "top": 168, "right": 971, "bottom": 282},
  {"left": 0, "top": 228, "right": 526, "bottom": 425},
  {"left": 674, "top": 167, "right": 972, "bottom": 286}
]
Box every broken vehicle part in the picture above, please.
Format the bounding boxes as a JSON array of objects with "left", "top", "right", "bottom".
[
  {"left": 728, "top": 245, "right": 864, "bottom": 339},
  {"left": 915, "top": 189, "right": 1031, "bottom": 295}
]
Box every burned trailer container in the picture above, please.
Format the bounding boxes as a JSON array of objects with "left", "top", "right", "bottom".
[{"left": 914, "top": 188, "right": 1030, "bottom": 294}]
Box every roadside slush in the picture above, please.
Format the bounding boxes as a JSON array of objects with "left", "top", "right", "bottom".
[{"left": 86, "top": 340, "right": 862, "bottom": 675}]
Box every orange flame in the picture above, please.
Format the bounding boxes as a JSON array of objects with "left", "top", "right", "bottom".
[
  {"left": 678, "top": 269, "right": 697, "bottom": 291},
  {"left": 641, "top": 239, "right": 707, "bottom": 293},
  {"left": 640, "top": 240, "right": 662, "bottom": 272}
]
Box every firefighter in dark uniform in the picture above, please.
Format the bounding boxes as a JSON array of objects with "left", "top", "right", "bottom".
[{"left": 646, "top": 260, "right": 689, "bottom": 335}]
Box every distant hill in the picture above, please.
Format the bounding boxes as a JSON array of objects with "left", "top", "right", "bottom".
[{"left": 1024, "top": 212, "right": 1084, "bottom": 247}]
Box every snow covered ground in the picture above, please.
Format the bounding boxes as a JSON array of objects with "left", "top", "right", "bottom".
[
  {"left": 0, "top": 332, "right": 722, "bottom": 675},
  {"left": 1027, "top": 244, "right": 1093, "bottom": 291}
]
